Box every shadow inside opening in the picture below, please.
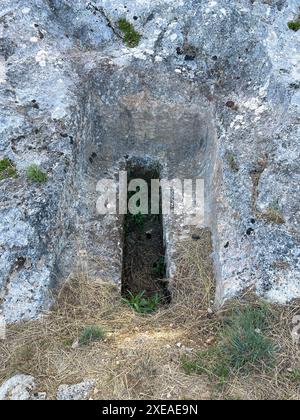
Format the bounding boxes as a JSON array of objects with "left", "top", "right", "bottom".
[{"left": 121, "top": 160, "right": 171, "bottom": 306}]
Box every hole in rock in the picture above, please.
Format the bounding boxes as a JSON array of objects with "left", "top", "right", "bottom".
[
  {"left": 121, "top": 160, "right": 170, "bottom": 306},
  {"left": 53, "top": 69, "right": 220, "bottom": 310}
]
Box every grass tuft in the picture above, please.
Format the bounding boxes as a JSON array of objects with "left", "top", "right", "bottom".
[
  {"left": 79, "top": 325, "right": 105, "bottom": 347},
  {"left": 182, "top": 304, "right": 276, "bottom": 384},
  {"left": 26, "top": 164, "right": 48, "bottom": 183},
  {"left": 118, "top": 18, "right": 141, "bottom": 48},
  {"left": 221, "top": 305, "right": 275, "bottom": 371},
  {"left": 0, "top": 157, "right": 17, "bottom": 180}
]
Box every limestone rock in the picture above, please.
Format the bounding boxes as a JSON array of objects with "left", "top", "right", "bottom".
[
  {"left": 0, "top": 374, "right": 38, "bottom": 400},
  {"left": 56, "top": 380, "right": 95, "bottom": 401},
  {"left": 0, "top": 0, "right": 299, "bottom": 322}
]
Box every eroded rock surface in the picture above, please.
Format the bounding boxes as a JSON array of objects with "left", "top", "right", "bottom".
[{"left": 0, "top": 0, "right": 299, "bottom": 322}]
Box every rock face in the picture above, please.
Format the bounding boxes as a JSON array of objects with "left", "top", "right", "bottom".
[{"left": 0, "top": 0, "right": 299, "bottom": 322}]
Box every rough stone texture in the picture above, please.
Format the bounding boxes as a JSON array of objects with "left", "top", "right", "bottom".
[
  {"left": 0, "top": 374, "right": 40, "bottom": 400},
  {"left": 0, "top": 0, "right": 299, "bottom": 321},
  {"left": 56, "top": 380, "right": 95, "bottom": 400}
]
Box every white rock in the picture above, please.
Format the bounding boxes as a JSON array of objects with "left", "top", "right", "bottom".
[
  {"left": 56, "top": 380, "right": 95, "bottom": 401},
  {"left": 0, "top": 375, "right": 36, "bottom": 400}
]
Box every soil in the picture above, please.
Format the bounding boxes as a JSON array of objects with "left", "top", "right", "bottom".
[{"left": 121, "top": 161, "right": 169, "bottom": 302}]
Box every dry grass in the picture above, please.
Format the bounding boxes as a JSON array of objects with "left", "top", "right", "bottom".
[
  {"left": 217, "top": 299, "right": 300, "bottom": 400},
  {"left": 0, "top": 230, "right": 300, "bottom": 400}
]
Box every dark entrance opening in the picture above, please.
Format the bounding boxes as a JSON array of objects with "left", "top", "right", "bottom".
[{"left": 121, "top": 160, "right": 170, "bottom": 308}]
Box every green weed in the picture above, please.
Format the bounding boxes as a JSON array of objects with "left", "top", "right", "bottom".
[{"left": 123, "top": 291, "right": 160, "bottom": 314}]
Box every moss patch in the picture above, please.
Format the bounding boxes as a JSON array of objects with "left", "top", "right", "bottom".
[
  {"left": 0, "top": 157, "right": 17, "bottom": 180},
  {"left": 118, "top": 18, "right": 141, "bottom": 48},
  {"left": 288, "top": 19, "right": 300, "bottom": 32}
]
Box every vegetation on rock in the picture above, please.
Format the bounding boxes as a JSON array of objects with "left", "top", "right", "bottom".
[
  {"left": 26, "top": 164, "right": 48, "bottom": 183},
  {"left": 0, "top": 157, "right": 17, "bottom": 180},
  {"left": 288, "top": 19, "right": 300, "bottom": 32},
  {"left": 118, "top": 19, "right": 141, "bottom": 48}
]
